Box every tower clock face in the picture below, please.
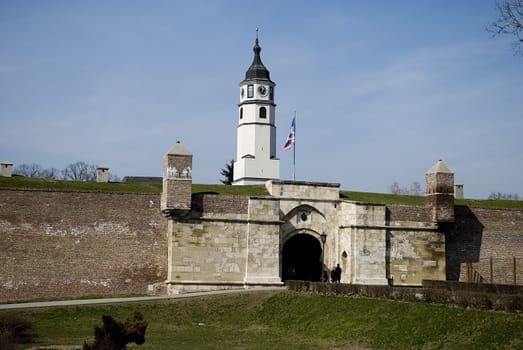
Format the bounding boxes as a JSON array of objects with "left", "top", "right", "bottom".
[{"left": 258, "top": 85, "right": 267, "bottom": 96}]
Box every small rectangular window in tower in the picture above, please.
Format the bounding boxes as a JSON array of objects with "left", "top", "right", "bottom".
[
  {"left": 247, "top": 85, "right": 254, "bottom": 98},
  {"left": 269, "top": 86, "right": 274, "bottom": 100}
]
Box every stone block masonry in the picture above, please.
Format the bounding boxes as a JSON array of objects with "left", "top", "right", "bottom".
[{"left": 0, "top": 189, "right": 167, "bottom": 302}]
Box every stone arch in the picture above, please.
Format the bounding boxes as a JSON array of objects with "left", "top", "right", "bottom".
[
  {"left": 282, "top": 204, "right": 326, "bottom": 223},
  {"left": 281, "top": 230, "right": 323, "bottom": 282}
]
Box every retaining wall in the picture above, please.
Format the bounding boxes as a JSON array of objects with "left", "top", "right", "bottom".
[{"left": 0, "top": 189, "right": 167, "bottom": 302}]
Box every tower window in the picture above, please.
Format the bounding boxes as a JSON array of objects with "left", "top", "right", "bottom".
[
  {"left": 240, "top": 108, "right": 243, "bottom": 119},
  {"left": 259, "top": 107, "right": 266, "bottom": 119},
  {"left": 269, "top": 86, "right": 274, "bottom": 100},
  {"left": 247, "top": 85, "right": 254, "bottom": 98}
]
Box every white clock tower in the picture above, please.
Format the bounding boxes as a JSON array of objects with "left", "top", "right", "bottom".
[{"left": 233, "top": 36, "right": 280, "bottom": 185}]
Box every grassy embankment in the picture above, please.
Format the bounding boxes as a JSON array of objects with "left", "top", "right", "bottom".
[
  {"left": 2, "top": 291, "right": 522, "bottom": 350},
  {"left": 1, "top": 176, "right": 522, "bottom": 209}
]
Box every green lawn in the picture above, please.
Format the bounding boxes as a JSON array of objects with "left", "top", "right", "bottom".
[
  {"left": 0, "top": 176, "right": 163, "bottom": 193},
  {"left": 0, "top": 177, "right": 267, "bottom": 196},
  {"left": 3, "top": 291, "right": 522, "bottom": 349}
]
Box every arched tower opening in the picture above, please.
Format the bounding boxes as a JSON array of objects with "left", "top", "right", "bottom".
[{"left": 282, "top": 233, "right": 322, "bottom": 282}]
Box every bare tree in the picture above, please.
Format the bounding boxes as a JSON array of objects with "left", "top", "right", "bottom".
[
  {"left": 62, "top": 161, "right": 97, "bottom": 181},
  {"left": 109, "top": 173, "right": 121, "bottom": 182},
  {"left": 40, "top": 167, "right": 60, "bottom": 179},
  {"left": 487, "top": 0, "right": 523, "bottom": 55},
  {"left": 14, "top": 163, "right": 59, "bottom": 179},
  {"left": 488, "top": 191, "right": 520, "bottom": 200},
  {"left": 389, "top": 181, "right": 424, "bottom": 196},
  {"left": 14, "top": 163, "right": 44, "bottom": 177},
  {"left": 13, "top": 161, "right": 119, "bottom": 181},
  {"left": 409, "top": 181, "right": 422, "bottom": 196},
  {"left": 389, "top": 181, "right": 403, "bottom": 195}
]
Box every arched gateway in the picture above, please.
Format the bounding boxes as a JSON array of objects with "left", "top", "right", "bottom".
[{"left": 282, "top": 233, "right": 323, "bottom": 282}]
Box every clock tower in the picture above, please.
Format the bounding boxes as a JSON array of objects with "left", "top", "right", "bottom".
[{"left": 233, "top": 35, "right": 280, "bottom": 185}]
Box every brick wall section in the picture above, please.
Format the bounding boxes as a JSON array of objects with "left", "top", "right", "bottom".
[
  {"left": 192, "top": 194, "right": 248, "bottom": 214},
  {"left": 426, "top": 171, "right": 455, "bottom": 222},
  {"left": 162, "top": 179, "right": 192, "bottom": 210},
  {"left": 386, "top": 204, "right": 432, "bottom": 222},
  {"left": 0, "top": 189, "right": 167, "bottom": 302},
  {"left": 446, "top": 206, "right": 523, "bottom": 285},
  {"left": 161, "top": 153, "right": 192, "bottom": 211},
  {"left": 427, "top": 194, "right": 455, "bottom": 222}
]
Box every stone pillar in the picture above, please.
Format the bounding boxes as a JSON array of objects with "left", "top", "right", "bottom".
[
  {"left": 161, "top": 141, "right": 192, "bottom": 214},
  {"left": 96, "top": 166, "right": 109, "bottom": 183},
  {"left": 1, "top": 161, "right": 13, "bottom": 177},
  {"left": 426, "top": 160, "right": 455, "bottom": 222},
  {"left": 349, "top": 203, "right": 389, "bottom": 285},
  {"left": 244, "top": 197, "right": 283, "bottom": 286},
  {"left": 454, "top": 184, "right": 464, "bottom": 199}
]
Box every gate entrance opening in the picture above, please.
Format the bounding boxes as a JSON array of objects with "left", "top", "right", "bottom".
[{"left": 282, "top": 234, "right": 322, "bottom": 281}]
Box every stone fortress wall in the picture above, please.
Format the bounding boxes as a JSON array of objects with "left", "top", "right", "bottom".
[
  {"left": 0, "top": 189, "right": 167, "bottom": 302},
  {"left": 1, "top": 185, "right": 522, "bottom": 302},
  {"left": 446, "top": 206, "right": 523, "bottom": 285}
]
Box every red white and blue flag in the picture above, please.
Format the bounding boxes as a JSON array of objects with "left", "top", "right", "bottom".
[{"left": 283, "top": 116, "right": 296, "bottom": 151}]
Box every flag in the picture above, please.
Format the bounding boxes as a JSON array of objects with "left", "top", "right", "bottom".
[{"left": 283, "top": 116, "right": 296, "bottom": 150}]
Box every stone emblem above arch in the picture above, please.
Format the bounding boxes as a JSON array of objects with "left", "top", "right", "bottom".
[{"left": 282, "top": 203, "right": 326, "bottom": 223}]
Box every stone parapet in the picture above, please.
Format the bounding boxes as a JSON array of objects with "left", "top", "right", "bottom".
[{"left": 267, "top": 180, "right": 340, "bottom": 200}]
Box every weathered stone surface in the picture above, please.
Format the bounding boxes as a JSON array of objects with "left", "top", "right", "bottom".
[
  {"left": 446, "top": 206, "right": 523, "bottom": 285},
  {"left": 267, "top": 180, "right": 340, "bottom": 200},
  {"left": 0, "top": 189, "right": 167, "bottom": 302},
  {"left": 426, "top": 160, "right": 455, "bottom": 222},
  {"left": 161, "top": 143, "right": 192, "bottom": 212}
]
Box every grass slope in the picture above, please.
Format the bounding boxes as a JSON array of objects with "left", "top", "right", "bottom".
[
  {"left": 342, "top": 190, "right": 523, "bottom": 209},
  {"left": 0, "top": 176, "right": 163, "bottom": 193},
  {"left": 0, "top": 177, "right": 268, "bottom": 196},
  {"left": 1, "top": 176, "right": 522, "bottom": 208},
  {"left": 3, "top": 291, "right": 522, "bottom": 350}
]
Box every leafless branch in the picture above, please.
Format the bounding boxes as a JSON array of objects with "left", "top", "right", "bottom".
[{"left": 487, "top": 0, "right": 523, "bottom": 55}]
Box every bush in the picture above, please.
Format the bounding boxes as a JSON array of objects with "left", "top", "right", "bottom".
[
  {"left": 83, "top": 311, "right": 148, "bottom": 350},
  {"left": 0, "top": 314, "right": 37, "bottom": 349}
]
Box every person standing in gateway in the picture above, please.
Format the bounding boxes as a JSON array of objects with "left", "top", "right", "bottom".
[{"left": 334, "top": 264, "right": 342, "bottom": 283}]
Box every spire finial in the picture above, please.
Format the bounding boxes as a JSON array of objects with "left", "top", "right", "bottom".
[{"left": 244, "top": 29, "right": 271, "bottom": 81}]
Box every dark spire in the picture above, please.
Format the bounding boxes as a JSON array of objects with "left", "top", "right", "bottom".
[{"left": 244, "top": 32, "right": 271, "bottom": 81}]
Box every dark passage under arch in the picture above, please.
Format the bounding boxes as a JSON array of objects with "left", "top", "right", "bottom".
[{"left": 282, "top": 234, "right": 322, "bottom": 282}]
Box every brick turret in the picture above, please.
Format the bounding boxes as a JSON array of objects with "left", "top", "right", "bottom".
[
  {"left": 161, "top": 141, "right": 192, "bottom": 215},
  {"left": 426, "top": 160, "right": 455, "bottom": 222}
]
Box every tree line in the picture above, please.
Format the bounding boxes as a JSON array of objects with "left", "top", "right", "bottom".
[
  {"left": 388, "top": 181, "right": 423, "bottom": 196},
  {"left": 14, "top": 162, "right": 120, "bottom": 182},
  {"left": 388, "top": 181, "right": 520, "bottom": 200}
]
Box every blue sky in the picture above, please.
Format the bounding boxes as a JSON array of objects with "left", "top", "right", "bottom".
[{"left": 1, "top": 1, "right": 521, "bottom": 199}]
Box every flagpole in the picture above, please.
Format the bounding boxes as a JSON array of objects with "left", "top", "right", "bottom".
[{"left": 293, "top": 111, "right": 296, "bottom": 182}]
